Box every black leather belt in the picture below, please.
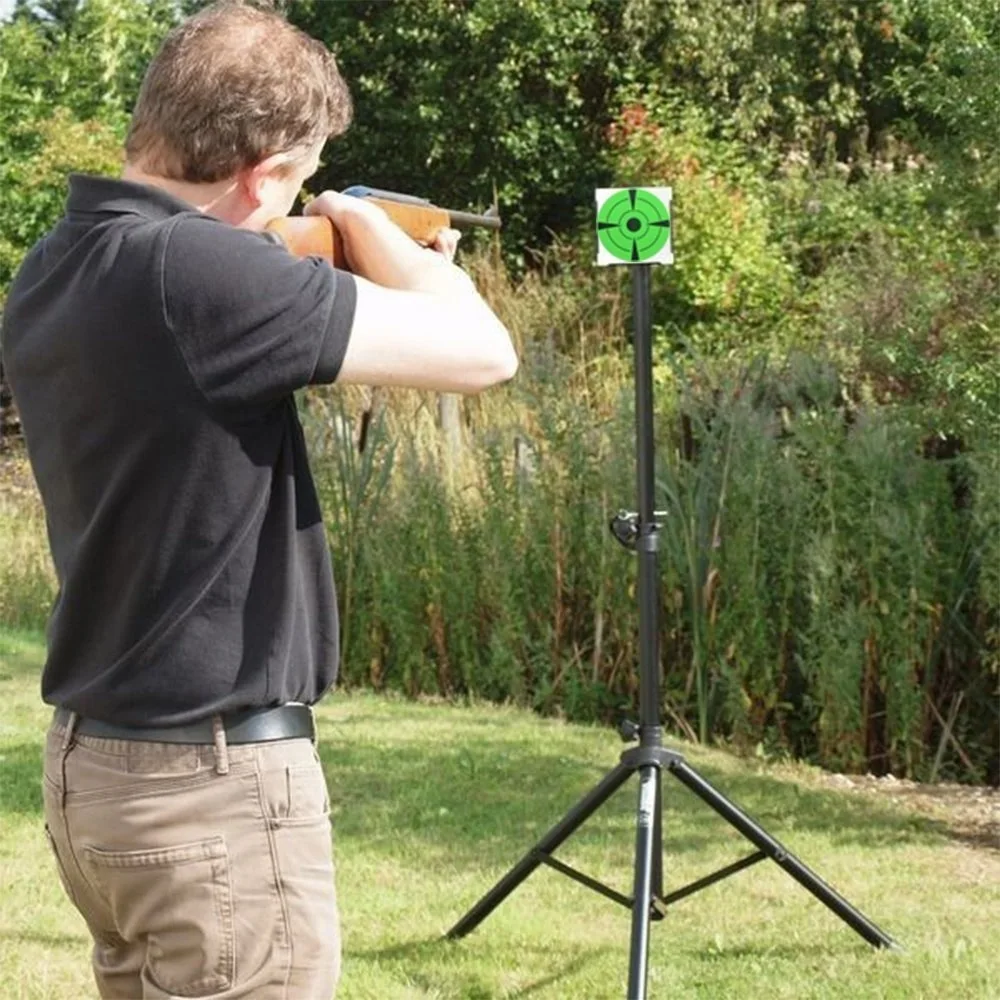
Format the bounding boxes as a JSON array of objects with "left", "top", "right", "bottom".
[{"left": 53, "top": 704, "right": 315, "bottom": 745}]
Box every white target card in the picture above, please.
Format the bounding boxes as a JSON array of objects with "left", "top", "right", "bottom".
[{"left": 595, "top": 187, "right": 673, "bottom": 266}]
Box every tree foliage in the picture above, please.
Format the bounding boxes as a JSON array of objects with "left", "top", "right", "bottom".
[
  {"left": 0, "top": 0, "right": 176, "bottom": 292},
  {"left": 0, "top": 0, "right": 995, "bottom": 264},
  {"left": 287, "top": 0, "right": 631, "bottom": 264}
]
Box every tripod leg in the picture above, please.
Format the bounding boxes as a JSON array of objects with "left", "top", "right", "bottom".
[
  {"left": 651, "top": 768, "right": 664, "bottom": 906},
  {"left": 669, "top": 759, "right": 900, "bottom": 950},
  {"left": 626, "top": 765, "right": 659, "bottom": 1000},
  {"left": 447, "top": 759, "right": 635, "bottom": 939}
]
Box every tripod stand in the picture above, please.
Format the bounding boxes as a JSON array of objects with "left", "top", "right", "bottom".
[{"left": 447, "top": 265, "right": 900, "bottom": 998}]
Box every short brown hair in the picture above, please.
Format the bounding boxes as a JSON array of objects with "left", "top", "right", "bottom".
[{"left": 125, "top": 1, "right": 352, "bottom": 183}]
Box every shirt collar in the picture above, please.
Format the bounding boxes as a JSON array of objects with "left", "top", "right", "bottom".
[{"left": 66, "top": 173, "right": 197, "bottom": 221}]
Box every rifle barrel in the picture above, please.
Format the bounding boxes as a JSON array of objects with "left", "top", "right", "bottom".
[{"left": 447, "top": 208, "right": 502, "bottom": 230}]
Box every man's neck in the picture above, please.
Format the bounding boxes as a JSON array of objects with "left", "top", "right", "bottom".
[{"left": 121, "top": 162, "right": 239, "bottom": 216}]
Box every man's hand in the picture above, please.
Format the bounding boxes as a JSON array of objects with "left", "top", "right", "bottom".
[
  {"left": 305, "top": 190, "right": 470, "bottom": 295},
  {"left": 304, "top": 189, "right": 389, "bottom": 231},
  {"left": 303, "top": 192, "right": 459, "bottom": 258},
  {"left": 430, "top": 228, "right": 461, "bottom": 262}
]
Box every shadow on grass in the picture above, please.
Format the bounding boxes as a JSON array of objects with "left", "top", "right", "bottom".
[
  {"left": 420, "top": 950, "right": 603, "bottom": 1000},
  {"left": 1, "top": 712, "right": 953, "bottom": 877},
  {"left": 0, "top": 929, "right": 88, "bottom": 949},
  {"left": 693, "top": 941, "right": 854, "bottom": 962},
  {"left": 317, "top": 728, "right": 952, "bottom": 874},
  {"left": 0, "top": 701, "right": 958, "bottom": 871},
  {"left": 346, "top": 935, "right": 608, "bottom": 999},
  {"left": 0, "top": 741, "right": 42, "bottom": 814}
]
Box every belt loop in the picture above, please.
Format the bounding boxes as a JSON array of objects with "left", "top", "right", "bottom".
[
  {"left": 212, "top": 715, "right": 230, "bottom": 775},
  {"left": 59, "top": 711, "right": 78, "bottom": 753}
]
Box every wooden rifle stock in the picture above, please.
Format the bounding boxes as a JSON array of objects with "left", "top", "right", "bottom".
[{"left": 265, "top": 186, "right": 500, "bottom": 268}]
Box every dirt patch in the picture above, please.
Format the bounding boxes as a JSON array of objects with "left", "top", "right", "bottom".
[{"left": 819, "top": 771, "right": 998, "bottom": 852}]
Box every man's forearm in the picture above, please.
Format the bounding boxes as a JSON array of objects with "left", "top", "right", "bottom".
[{"left": 334, "top": 210, "right": 478, "bottom": 296}]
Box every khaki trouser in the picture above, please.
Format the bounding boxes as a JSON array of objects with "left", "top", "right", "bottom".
[{"left": 42, "top": 715, "right": 340, "bottom": 999}]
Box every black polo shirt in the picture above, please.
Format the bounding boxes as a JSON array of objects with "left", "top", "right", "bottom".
[{"left": 0, "top": 174, "right": 357, "bottom": 726}]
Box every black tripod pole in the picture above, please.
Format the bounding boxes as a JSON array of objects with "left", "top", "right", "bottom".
[
  {"left": 627, "top": 264, "right": 663, "bottom": 1000},
  {"left": 632, "top": 266, "right": 658, "bottom": 740}
]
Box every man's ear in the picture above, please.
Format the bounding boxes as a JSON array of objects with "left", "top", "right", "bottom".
[{"left": 240, "top": 151, "right": 295, "bottom": 207}]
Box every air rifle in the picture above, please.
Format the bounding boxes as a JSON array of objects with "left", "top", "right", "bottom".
[{"left": 265, "top": 185, "right": 501, "bottom": 267}]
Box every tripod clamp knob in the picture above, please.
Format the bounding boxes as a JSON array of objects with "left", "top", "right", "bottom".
[
  {"left": 618, "top": 718, "right": 640, "bottom": 742},
  {"left": 609, "top": 510, "right": 668, "bottom": 551}
]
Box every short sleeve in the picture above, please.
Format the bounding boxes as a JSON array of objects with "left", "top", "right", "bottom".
[{"left": 161, "top": 214, "right": 356, "bottom": 411}]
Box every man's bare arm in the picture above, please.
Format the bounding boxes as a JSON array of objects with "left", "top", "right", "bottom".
[{"left": 305, "top": 191, "right": 518, "bottom": 393}]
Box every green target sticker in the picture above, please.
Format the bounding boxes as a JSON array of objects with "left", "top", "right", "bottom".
[{"left": 595, "top": 187, "right": 673, "bottom": 266}]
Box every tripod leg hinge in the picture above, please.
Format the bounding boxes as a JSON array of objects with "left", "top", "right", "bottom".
[{"left": 621, "top": 745, "right": 682, "bottom": 770}]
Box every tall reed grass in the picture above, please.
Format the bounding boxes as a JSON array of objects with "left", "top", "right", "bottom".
[
  {"left": 0, "top": 250, "right": 994, "bottom": 783},
  {"left": 298, "top": 258, "right": 996, "bottom": 784}
]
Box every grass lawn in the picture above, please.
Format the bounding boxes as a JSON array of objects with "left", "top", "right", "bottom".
[{"left": 1, "top": 626, "right": 997, "bottom": 999}]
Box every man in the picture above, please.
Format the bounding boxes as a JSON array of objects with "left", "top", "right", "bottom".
[{"left": 0, "top": 2, "right": 517, "bottom": 997}]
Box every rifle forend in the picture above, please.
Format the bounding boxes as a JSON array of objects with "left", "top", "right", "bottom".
[{"left": 265, "top": 185, "right": 500, "bottom": 269}]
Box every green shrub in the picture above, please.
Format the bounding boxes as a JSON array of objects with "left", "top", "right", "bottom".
[
  {"left": 655, "top": 356, "right": 994, "bottom": 781},
  {"left": 2, "top": 244, "right": 994, "bottom": 782},
  {"left": 607, "top": 97, "right": 796, "bottom": 357},
  {"left": 0, "top": 0, "right": 176, "bottom": 293},
  {"left": 0, "top": 110, "right": 123, "bottom": 290}
]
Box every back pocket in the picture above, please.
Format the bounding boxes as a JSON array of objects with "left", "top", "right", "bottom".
[{"left": 84, "top": 835, "right": 234, "bottom": 998}]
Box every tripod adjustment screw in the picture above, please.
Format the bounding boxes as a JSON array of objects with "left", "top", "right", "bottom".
[
  {"left": 609, "top": 511, "right": 639, "bottom": 549},
  {"left": 618, "top": 719, "right": 640, "bottom": 742}
]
